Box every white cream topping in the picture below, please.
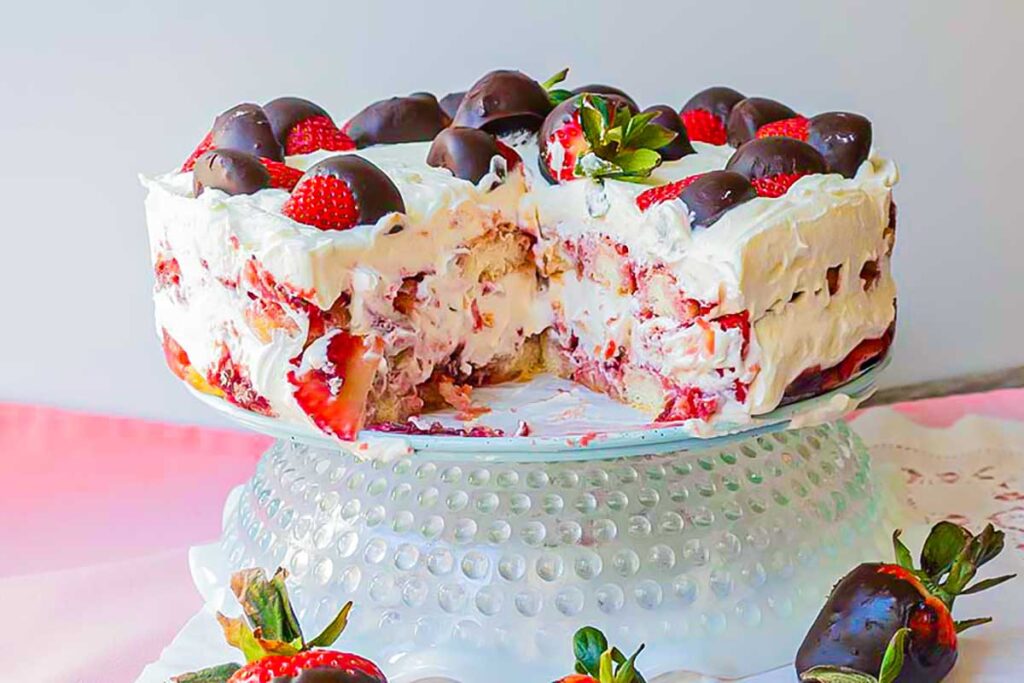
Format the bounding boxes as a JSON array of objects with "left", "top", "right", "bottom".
[
  {"left": 520, "top": 137, "right": 897, "bottom": 416},
  {"left": 143, "top": 133, "right": 897, "bottom": 436}
]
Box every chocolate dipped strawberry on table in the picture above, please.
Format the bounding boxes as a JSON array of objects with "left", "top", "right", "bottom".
[{"left": 797, "top": 522, "right": 1016, "bottom": 683}]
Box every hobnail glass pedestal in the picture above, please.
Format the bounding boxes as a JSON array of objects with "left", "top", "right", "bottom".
[{"left": 215, "top": 418, "right": 894, "bottom": 682}]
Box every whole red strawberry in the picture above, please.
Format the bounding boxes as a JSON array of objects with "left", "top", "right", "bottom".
[
  {"left": 172, "top": 568, "right": 386, "bottom": 683},
  {"left": 554, "top": 626, "right": 645, "bottom": 683},
  {"left": 797, "top": 522, "right": 1015, "bottom": 683}
]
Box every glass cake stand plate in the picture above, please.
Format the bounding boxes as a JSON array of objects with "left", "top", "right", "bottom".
[
  {"left": 189, "top": 357, "right": 889, "bottom": 461},
  {"left": 168, "top": 358, "right": 902, "bottom": 682}
]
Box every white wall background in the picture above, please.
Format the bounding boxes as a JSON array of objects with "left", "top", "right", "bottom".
[{"left": 1, "top": 1, "right": 1021, "bottom": 426}]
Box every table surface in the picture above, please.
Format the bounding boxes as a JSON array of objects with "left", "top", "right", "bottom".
[{"left": 3, "top": 389, "right": 1024, "bottom": 682}]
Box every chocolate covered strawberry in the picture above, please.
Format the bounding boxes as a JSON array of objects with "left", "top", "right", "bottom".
[
  {"left": 282, "top": 155, "right": 405, "bottom": 231},
  {"left": 264, "top": 96, "right": 355, "bottom": 155},
  {"left": 172, "top": 568, "right": 385, "bottom": 683},
  {"left": 797, "top": 522, "right": 1015, "bottom": 683},
  {"left": 679, "top": 86, "right": 746, "bottom": 145},
  {"left": 539, "top": 93, "right": 675, "bottom": 184},
  {"left": 555, "top": 626, "right": 646, "bottom": 683}
]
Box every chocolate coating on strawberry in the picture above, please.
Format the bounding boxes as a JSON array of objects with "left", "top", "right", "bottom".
[
  {"left": 808, "top": 111, "right": 873, "bottom": 178},
  {"left": 211, "top": 103, "right": 284, "bottom": 162},
  {"left": 797, "top": 563, "right": 957, "bottom": 683},
  {"left": 263, "top": 97, "right": 332, "bottom": 146},
  {"left": 451, "top": 69, "right": 553, "bottom": 134},
  {"left": 438, "top": 91, "right": 465, "bottom": 120},
  {"left": 571, "top": 84, "right": 640, "bottom": 112},
  {"left": 680, "top": 170, "right": 757, "bottom": 227},
  {"left": 345, "top": 93, "right": 447, "bottom": 148},
  {"left": 301, "top": 155, "right": 405, "bottom": 225},
  {"left": 642, "top": 105, "right": 695, "bottom": 160},
  {"left": 427, "top": 127, "right": 504, "bottom": 184},
  {"left": 726, "top": 137, "right": 827, "bottom": 180},
  {"left": 192, "top": 149, "right": 270, "bottom": 196},
  {"left": 681, "top": 86, "right": 746, "bottom": 122},
  {"left": 726, "top": 97, "right": 798, "bottom": 147}
]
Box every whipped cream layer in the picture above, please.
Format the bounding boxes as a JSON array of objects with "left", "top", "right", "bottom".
[
  {"left": 143, "top": 143, "right": 548, "bottom": 427},
  {"left": 522, "top": 138, "right": 897, "bottom": 417},
  {"left": 143, "top": 133, "right": 897, "bottom": 438}
]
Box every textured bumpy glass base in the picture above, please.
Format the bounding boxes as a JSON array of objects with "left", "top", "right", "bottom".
[{"left": 219, "top": 421, "right": 893, "bottom": 682}]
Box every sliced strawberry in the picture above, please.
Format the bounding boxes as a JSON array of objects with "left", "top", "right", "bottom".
[
  {"left": 289, "top": 332, "right": 383, "bottom": 440},
  {"left": 282, "top": 175, "right": 359, "bottom": 231},
  {"left": 244, "top": 299, "right": 301, "bottom": 343},
  {"left": 714, "top": 310, "right": 751, "bottom": 357},
  {"left": 208, "top": 344, "right": 274, "bottom": 416},
  {"left": 259, "top": 158, "right": 304, "bottom": 191},
  {"left": 161, "top": 330, "right": 192, "bottom": 381},
  {"left": 635, "top": 173, "right": 704, "bottom": 211},
  {"left": 750, "top": 172, "right": 808, "bottom": 198},
  {"left": 837, "top": 334, "right": 889, "bottom": 381},
  {"left": 732, "top": 379, "right": 749, "bottom": 403},
  {"left": 161, "top": 330, "right": 224, "bottom": 398},
  {"left": 495, "top": 139, "right": 522, "bottom": 170},
  {"left": 153, "top": 254, "right": 182, "bottom": 290},
  {"left": 755, "top": 115, "right": 810, "bottom": 141},
  {"left": 284, "top": 115, "right": 355, "bottom": 155},
  {"left": 681, "top": 108, "right": 727, "bottom": 145},
  {"left": 657, "top": 385, "right": 720, "bottom": 422},
  {"left": 181, "top": 130, "right": 213, "bottom": 172}
]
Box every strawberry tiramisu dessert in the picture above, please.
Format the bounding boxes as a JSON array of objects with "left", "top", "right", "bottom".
[{"left": 143, "top": 68, "right": 897, "bottom": 441}]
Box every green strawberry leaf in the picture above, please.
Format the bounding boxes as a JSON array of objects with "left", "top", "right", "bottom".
[
  {"left": 622, "top": 111, "right": 657, "bottom": 144},
  {"left": 541, "top": 67, "right": 569, "bottom": 90},
  {"left": 974, "top": 524, "right": 1006, "bottom": 567},
  {"left": 613, "top": 644, "right": 645, "bottom": 683},
  {"left": 580, "top": 105, "right": 607, "bottom": 148},
  {"left": 229, "top": 568, "right": 304, "bottom": 646},
  {"left": 955, "top": 616, "right": 993, "bottom": 633},
  {"left": 921, "top": 521, "right": 972, "bottom": 579},
  {"left": 217, "top": 612, "right": 269, "bottom": 663},
  {"left": 892, "top": 529, "right": 915, "bottom": 570},
  {"left": 307, "top": 601, "right": 353, "bottom": 648},
  {"left": 573, "top": 626, "right": 609, "bottom": 678},
  {"left": 960, "top": 573, "right": 1017, "bottom": 595},
  {"left": 171, "top": 663, "right": 242, "bottom": 683},
  {"left": 599, "top": 649, "right": 615, "bottom": 683},
  {"left": 591, "top": 96, "right": 611, "bottom": 128},
  {"left": 613, "top": 149, "right": 662, "bottom": 174},
  {"left": 878, "top": 627, "right": 910, "bottom": 683},
  {"left": 549, "top": 89, "right": 574, "bottom": 105},
  {"left": 610, "top": 104, "right": 632, "bottom": 131},
  {"left": 799, "top": 666, "right": 879, "bottom": 683},
  {"left": 627, "top": 125, "right": 678, "bottom": 152}
]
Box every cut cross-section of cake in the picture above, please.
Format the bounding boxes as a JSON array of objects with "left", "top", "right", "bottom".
[{"left": 142, "top": 70, "right": 897, "bottom": 441}]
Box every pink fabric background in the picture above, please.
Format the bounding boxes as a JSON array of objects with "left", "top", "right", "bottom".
[{"left": 0, "top": 392, "right": 1020, "bottom": 682}]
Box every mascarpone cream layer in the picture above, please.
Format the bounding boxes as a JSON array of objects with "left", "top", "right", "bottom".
[{"left": 143, "top": 134, "right": 897, "bottom": 432}]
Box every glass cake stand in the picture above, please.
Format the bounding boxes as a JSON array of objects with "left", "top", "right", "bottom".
[{"left": 196, "top": 360, "right": 898, "bottom": 682}]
